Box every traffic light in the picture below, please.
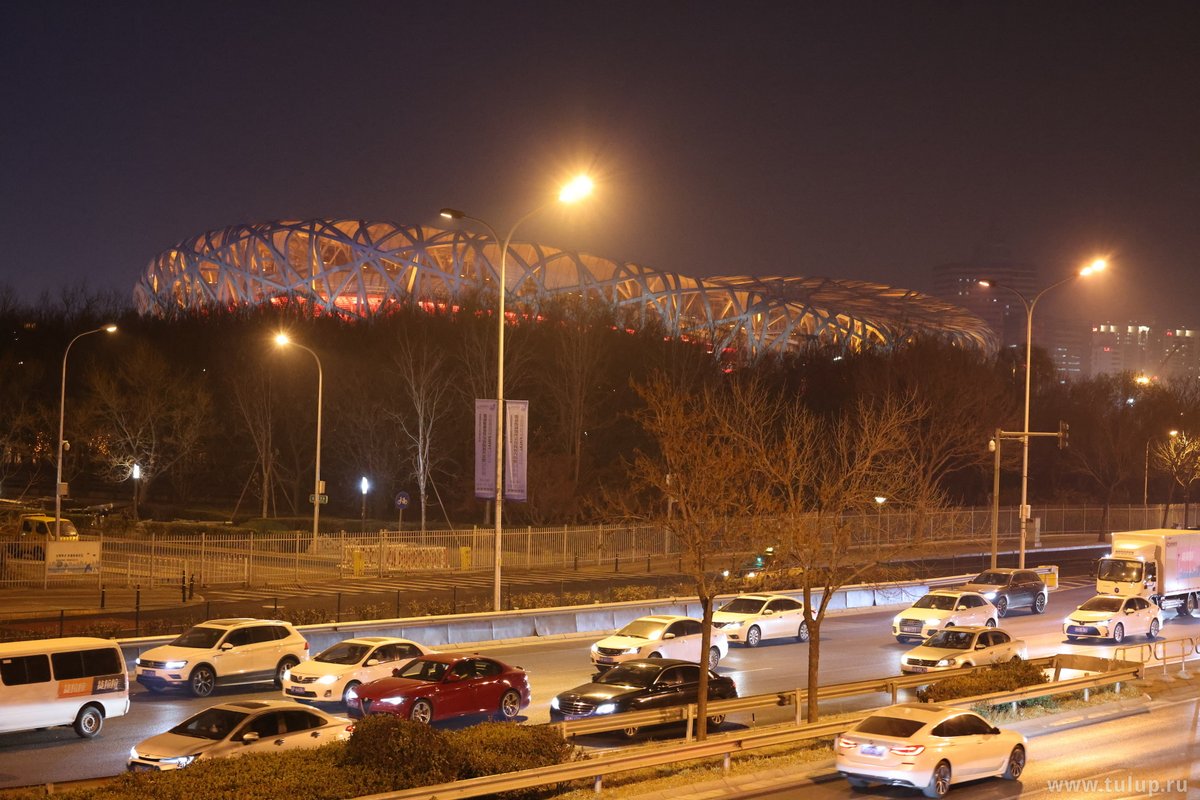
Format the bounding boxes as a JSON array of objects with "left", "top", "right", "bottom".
[{"left": 1058, "top": 420, "right": 1070, "bottom": 450}]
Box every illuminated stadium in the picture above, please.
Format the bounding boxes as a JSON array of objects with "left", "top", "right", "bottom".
[{"left": 135, "top": 219, "right": 996, "bottom": 357}]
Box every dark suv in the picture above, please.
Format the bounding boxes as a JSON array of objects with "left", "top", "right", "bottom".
[{"left": 961, "top": 568, "right": 1048, "bottom": 617}]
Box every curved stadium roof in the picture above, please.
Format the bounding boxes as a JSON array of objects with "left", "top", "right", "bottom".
[{"left": 135, "top": 219, "right": 996, "bottom": 357}]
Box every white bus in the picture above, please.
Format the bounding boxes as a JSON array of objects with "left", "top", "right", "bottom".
[{"left": 0, "top": 637, "right": 130, "bottom": 738}]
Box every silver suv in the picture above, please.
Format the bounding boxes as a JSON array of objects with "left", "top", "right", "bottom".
[{"left": 135, "top": 619, "right": 309, "bottom": 697}]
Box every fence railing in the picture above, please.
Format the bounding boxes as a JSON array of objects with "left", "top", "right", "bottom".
[{"left": 0, "top": 504, "right": 1177, "bottom": 589}]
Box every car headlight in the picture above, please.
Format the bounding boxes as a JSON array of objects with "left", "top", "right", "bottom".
[
  {"left": 160, "top": 754, "right": 199, "bottom": 768},
  {"left": 981, "top": 591, "right": 997, "bottom": 600},
  {"left": 925, "top": 618, "right": 941, "bottom": 627},
  {"left": 129, "top": 747, "right": 140, "bottom": 760},
  {"left": 594, "top": 703, "right": 617, "bottom": 715},
  {"left": 134, "top": 658, "right": 142, "bottom": 667},
  {"left": 550, "top": 696, "right": 560, "bottom": 710},
  {"left": 937, "top": 658, "right": 957, "bottom": 667},
  {"left": 590, "top": 643, "right": 600, "bottom": 653},
  {"left": 163, "top": 660, "right": 188, "bottom": 670},
  {"left": 316, "top": 674, "right": 339, "bottom": 685},
  {"left": 378, "top": 695, "right": 407, "bottom": 706},
  {"left": 622, "top": 647, "right": 641, "bottom": 655}
]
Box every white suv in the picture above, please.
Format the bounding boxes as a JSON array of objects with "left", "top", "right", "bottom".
[
  {"left": 281, "top": 636, "right": 433, "bottom": 705},
  {"left": 135, "top": 619, "right": 309, "bottom": 697},
  {"left": 590, "top": 615, "right": 728, "bottom": 671}
]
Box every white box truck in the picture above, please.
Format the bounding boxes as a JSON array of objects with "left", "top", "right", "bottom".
[{"left": 1096, "top": 529, "right": 1200, "bottom": 616}]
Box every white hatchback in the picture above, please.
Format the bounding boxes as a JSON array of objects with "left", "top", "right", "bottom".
[
  {"left": 893, "top": 591, "right": 998, "bottom": 643},
  {"left": 837, "top": 703, "right": 1026, "bottom": 797},
  {"left": 590, "top": 615, "right": 728, "bottom": 670},
  {"left": 900, "top": 627, "right": 1027, "bottom": 674},
  {"left": 282, "top": 636, "right": 433, "bottom": 705},
  {"left": 713, "top": 593, "right": 809, "bottom": 647},
  {"left": 1064, "top": 594, "right": 1163, "bottom": 643}
]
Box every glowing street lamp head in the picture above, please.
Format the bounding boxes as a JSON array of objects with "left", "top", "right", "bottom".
[
  {"left": 439, "top": 207, "right": 465, "bottom": 220},
  {"left": 558, "top": 175, "right": 594, "bottom": 204},
  {"left": 977, "top": 279, "right": 993, "bottom": 288},
  {"left": 1080, "top": 258, "right": 1108, "bottom": 277},
  {"left": 874, "top": 496, "right": 887, "bottom": 505},
  {"left": 360, "top": 476, "right": 369, "bottom": 495},
  {"left": 103, "top": 325, "right": 117, "bottom": 333},
  {"left": 274, "top": 333, "right": 290, "bottom": 346},
  {"left": 1135, "top": 374, "right": 1151, "bottom": 386}
]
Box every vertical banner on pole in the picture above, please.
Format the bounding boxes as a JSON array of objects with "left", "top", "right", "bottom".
[
  {"left": 474, "top": 400, "right": 496, "bottom": 499},
  {"left": 505, "top": 400, "right": 529, "bottom": 502}
]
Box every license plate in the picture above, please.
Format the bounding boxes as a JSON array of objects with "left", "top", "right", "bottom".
[
  {"left": 129, "top": 763, "right": 156, "bottom": 772},
  {"left": 860, "top": 744, "right": 884, "bottom": 757},
  {"left": 287, "top": 686, "right": 306, "bottom": 696},
  {"left": 1068, "top": 626, "right": 1090, "bottom": 634},
  {"left": 596, "top": 656, "right": 615, "bottom": 664},
  {"left": 141, "top": 669, "right": 156, "bottom": 677},
  {"left": 908, "top": 665, "right": 927, "bottom": 673}
]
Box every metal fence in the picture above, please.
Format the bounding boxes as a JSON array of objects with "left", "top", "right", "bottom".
[{"left": 0, "top": 504, "right": 1184, "bottom": 589}]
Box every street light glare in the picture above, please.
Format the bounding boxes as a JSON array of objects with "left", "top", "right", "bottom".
[
  {"left": 977, "top": 279, "right": 992, "bottom": 288},
  {"left": 1080, "top": 258, "right": 1108, "bottom": 277},
  {"left": 559, "top": 175, "right": 594, "bottom": 204},
  {"left": 440, "top": 207, "right": 465, "bottom": 220},
  {"left": 274, "top": 333, "right": 290, "bottom": 346},
  {"left": 103, "top": 325, "right": 117, "bottom": 333}
]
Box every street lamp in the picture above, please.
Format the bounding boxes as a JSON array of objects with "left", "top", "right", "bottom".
[
  {"left": 440, "top": 174, "right": 594, "bottom": 611},
  {"left": 979, "top": 257, "right": 1106, "bottom": 568},
  {"left": 131, "top": 463, "right": 141, "bottom": 521},
  {"left": 55, "top": 324, "right": 117, "bottom": 539},
  {"left": 360, "top": 476, "right": 369, "bottom": 534},
  {"left": 274, "top": 333, "right": 324, "bottom": 550}
]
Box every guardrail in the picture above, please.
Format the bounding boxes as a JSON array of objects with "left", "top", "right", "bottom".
[
  {"left": 1117, "top": 635, "right": 1198, "bottom": 679},
  {"left": 354, "top": 654, "right": 1142, "bottom": 800}
]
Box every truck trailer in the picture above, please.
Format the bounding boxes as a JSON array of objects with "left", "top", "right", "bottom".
[{"left": 1097, "top": 529, "right": 1200, "bottom": 616}]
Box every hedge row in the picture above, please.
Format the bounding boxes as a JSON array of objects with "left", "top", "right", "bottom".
[
  {"left": 915, "top": 658, "right": 1048, "bottom": 703},
  {"left": 12, "top": 718, "right": 581, "bottom": 800}
]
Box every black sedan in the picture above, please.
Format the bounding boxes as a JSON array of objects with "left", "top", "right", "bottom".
[{"left": 549, "top": 658, "right": 737, "bottom": 738}]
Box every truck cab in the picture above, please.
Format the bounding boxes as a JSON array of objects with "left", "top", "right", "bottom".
[
  {"left": 5, "top": 514, "right": 79, "bottom": 560},
  {"left": 1097, "top": 543, "right": 1157, "bottom": 597}
]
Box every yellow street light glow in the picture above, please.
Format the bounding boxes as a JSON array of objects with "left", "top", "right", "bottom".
[
  {"left": 103, "top": 325, "right": 117, "bottom": 333},
  {"left": 1080, "top": 258, "right": 1108, "bottom": 277},
  {"left": 274, "top": 333, "right": 290, "bottom": 346},
  {"left": 1170, "top": 430, "right": 1180, "bottom": 437},
  {"left": 559, "top": 175, "right": 594, "bottom": 204},
  {"left": 1135, "top": 375, "right": 1150, "bottom": 385}
]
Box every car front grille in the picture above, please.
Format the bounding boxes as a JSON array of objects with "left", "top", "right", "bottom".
[
  {"left": 557, "top": 699, "right": 595, "bottom": 715},
  {"left": 289, "top": 675, "right": 320, "bottom": 684},
  {"left": 596, "top": 647, "right": 630, "bottom": 657},
  {"left": 138, "top": 660, "right": 170, "bottom": 669},
  {"left": 898, "top": 619, "right": 924, "bottom": 633},
  {"left": 905, "top": 657, "right": 939, "bottom": 667}
]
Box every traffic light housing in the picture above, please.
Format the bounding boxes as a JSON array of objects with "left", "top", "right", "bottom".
[{"left": 1058, "top": 420, "right": 1070, "bottom": 450}]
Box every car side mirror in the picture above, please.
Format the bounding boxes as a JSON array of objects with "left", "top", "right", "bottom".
[
  {"left": 241, "top": 732, "right": 260, "bottom": 744},
  {"left": 957, "top": 605, "right": 967, "bottom": 611},
  {"left": 975, "top": 643, "right": 986, "bottom": 650},
  {"left": 990, "top": 726, "right": 1001, "bottom": 735},
  {"left": 763, "top": 609, "right": 775, "bottom": 616},
  {"left": 392, "top": 668, "right": 403, "bottom": 677},
  {"left": 662, "top": 633, "right": 676, "bottom": 640},
  {"left": 220, "top": 642, "right": 234, "bottom": 651},
  {"left": 364, "top": 659, "right": 378, "bottom": 667}
]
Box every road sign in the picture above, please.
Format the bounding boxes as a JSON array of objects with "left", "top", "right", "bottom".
[
  {"left": 309, "top": 493, "right": 329, "bottom": 504},
  {"left": 395, "top": 491, "right": 411, "bottom": 510}
]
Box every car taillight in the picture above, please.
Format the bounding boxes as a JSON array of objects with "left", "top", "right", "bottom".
[
  {"left": 890, "top": 744, "right": 925, "bottom": 756},
  {"left": 346, "top": 724, "right": 355, "bottom": 733},
  {"left": 836, "top": 736, "right": 857, "bottom": 749}
]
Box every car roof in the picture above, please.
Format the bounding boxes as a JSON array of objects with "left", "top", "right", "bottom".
[
  {"left": 342, "top": 636, "right": 416, "bottom": 645},
  {"left": 197, "top": 618, "right": 289, "bottom": 628},
  {"left": 414, "top": 652, "right": 496, "bottom": 665},
  {"left": 636, "top": 615, "right": 691, "bottom": 623},
  {"left": 734, "top": 593, "right": 792, "bottom": 601},
  {"left": 866, "top": 703, "right": 974, "bottom": 723},
  {"left": 212, "top": 700, "right": 292, "bottom": 711},
  {"left": 617, "top": 658, "right": 697, "bottom": 669},
  {"left": 923, "top": 625, "right": 1000, "bottom": 634},
  {"left": 927, "top": 589, "right": 979, "bottom": 598}
]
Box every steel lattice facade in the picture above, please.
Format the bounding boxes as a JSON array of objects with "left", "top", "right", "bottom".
[{"left": 135, "top": 220, "right": 996, "bottom": 356}]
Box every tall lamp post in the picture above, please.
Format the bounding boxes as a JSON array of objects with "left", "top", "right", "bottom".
[
  {"left": 56, "top": 324, "right": 117, "bottom": 539},
  {"left": 979, "top": 257, "right": 1106, "bottom": 567},
  {"left": 131, "top": 463, "right": 141, "bottom": 521},
  {"left": 274, "top": 334, "right": 324, "bottom": 550},
  {"left": 440, "top": 175, "right": 594, "bottom": 611},
  {"left": 360, "top": 476, "right": 369, "bottom": 534}
]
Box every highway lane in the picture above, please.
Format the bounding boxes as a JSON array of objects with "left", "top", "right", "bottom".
[
  {"left": 730, "top": 687, "right": 1199, "bottom": 798},
  {"left": 3, "top": 582, "right": 1198, "bottom": 789}
]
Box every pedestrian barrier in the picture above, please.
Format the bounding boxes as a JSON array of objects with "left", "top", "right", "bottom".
[{"left": 1117, "top": 635, "right": 1198, "bottom": 679}]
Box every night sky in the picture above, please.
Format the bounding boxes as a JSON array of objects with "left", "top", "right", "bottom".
[{"left": 4, "top": 2, "right": 1198, "bottom": 323}]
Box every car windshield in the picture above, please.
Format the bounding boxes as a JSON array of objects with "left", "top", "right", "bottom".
[
  {"left": 616, "top": 620, "right": 667, "bottom": 639},
  {"left": 394, "top": 658, "right": 448, "bottom": 682},
  {"left": 315, "top": 642, "right": 371, "bottom": 665},
  {"left": 923, "top": 630, "right": 974, "bottom": 650},
  {"left": 1079, "top": 596, "right": 1124, "bottom": 613},
  {"left": 1097, "top": 559, "right": 1143, "bottom": 582},
  {"left": 170, "top": 708, "right": 249, "bottom": 740},
  {"left": 719, "top": 598, "right": 767, "bottom": 615},
  {"left": 855, "top": 715, "right": 926, "bottom": 738},
  {"left": 170, "top": 626, "right": 226, "bottom": 649},
  {"left": 912, "top": 595, "right": 957, "bottom": 611},
  {"left": 972, "top": 571, "right": 1009, "bottom": 585},
  {"left": 596, "top": 663, "right": 659, "bottom": 688}
]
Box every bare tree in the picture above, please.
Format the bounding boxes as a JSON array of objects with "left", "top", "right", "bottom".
[
  {"left": 1153, "top": 431, "right": 1200, "bottom": 527},
  {"left": 228, "top": 361, "right": 278, "bottom": 519}
]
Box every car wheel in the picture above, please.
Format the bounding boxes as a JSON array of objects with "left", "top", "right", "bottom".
[
  {"left": 797, "top": 622, "right": 810, "bottom": 643},
  {"left": 496, "top": 689, "right": 521, "bottom": 721},
  {"left": 1034, "top": 593, "right": 1047, "bottom": 614},
  {"left": 1003, "top": 745, "right": 1025, "bottom": 780},
  {"left": 707, "top": 646, "right": 721, "bottom": 670},
  {"left": 1148, "top": 618, "right": 1160, "bottom": 640},
  {"left": 189, "top": 665, "right": 216, "bottom": 698},
  {"left": 895, "top": 636, "right": 910, "bottom": 644},
  {"left": 73, "top": 705, "right": 103, "bottom": 738},
  {"left": 995, "top": 597, "right": 1009, "bottom": 618},
  {"left": 746, "top": 626, "right": 762, "bottom": 648},
  {"left": 620, "top": 725, "right": 640, "bottom": 739},
  {"left": 410, "top": 699, "right": 434, "bottom": 724},
  {"left": 706, "top": 714, "right": 725, "bottom": 730},
  {"left": 1111, "top": 623, "right": 1125, "bottom": 643},
  {"left": 985, "top": 618, "right": 997, "bottom": 628},
  {"left": 1066, "top": 635, "right": 1079, "bottom": 642},
  {"left": 145, "top": 684, "right": 166, "bottom": 693},
  {"left": 923, "top": 761, "right": 952, "bottom": 798},
  {"left": 1179, "top": 594, "right": 1198, "bottom": 618},
  {"left": 846, "top": 776, "right": 870, "bottom": 791},
  {"left": 274, "top": 656, "right": 300, "bottom": 687},
  {"left": 342, "top": 681, "right": 361, "bottom": 706}
]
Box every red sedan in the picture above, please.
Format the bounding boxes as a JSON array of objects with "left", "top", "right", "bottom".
[{"left": 345, "top": 653, "right": 531, "bottom": 724}]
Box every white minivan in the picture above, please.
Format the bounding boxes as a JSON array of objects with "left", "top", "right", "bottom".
[{"left": 0, "top": 637, "right": 130, "bottom": 738}]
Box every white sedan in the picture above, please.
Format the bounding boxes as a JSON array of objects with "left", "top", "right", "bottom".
[
  {"left": 901, "top": 627, "right": 1027, "bottom": 673},
  {"left": 590, "top": 615, "right": 728, "bottom": 670},
  {"left": 282, "top": 636, "right": 433, "bottom": 705},
  {"left": 893, "top": 591, "right": 998, "bottom": 642},
  {"left": 1064, "top": 594, "right": 1163, "bottom": 643},
  {"left": 837, "top": 703, "right": 1026, "bottom": 797},
  {"left": 128, "top": 700, "right": 350, "bottom": 771},
  {"left": 712, "top": 593, "right": 809, "bottom": 647}
]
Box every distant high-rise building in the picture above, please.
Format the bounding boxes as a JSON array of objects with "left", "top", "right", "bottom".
[
  {"left": 1089, "top": 322, "right": 1200, "bottom": 381},
  {"left": 1041, "top": 317, "right": 1091, "bottom": 382},
  {"left": 931, "top": 242, "right": 1039, "bottom": 348}
]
